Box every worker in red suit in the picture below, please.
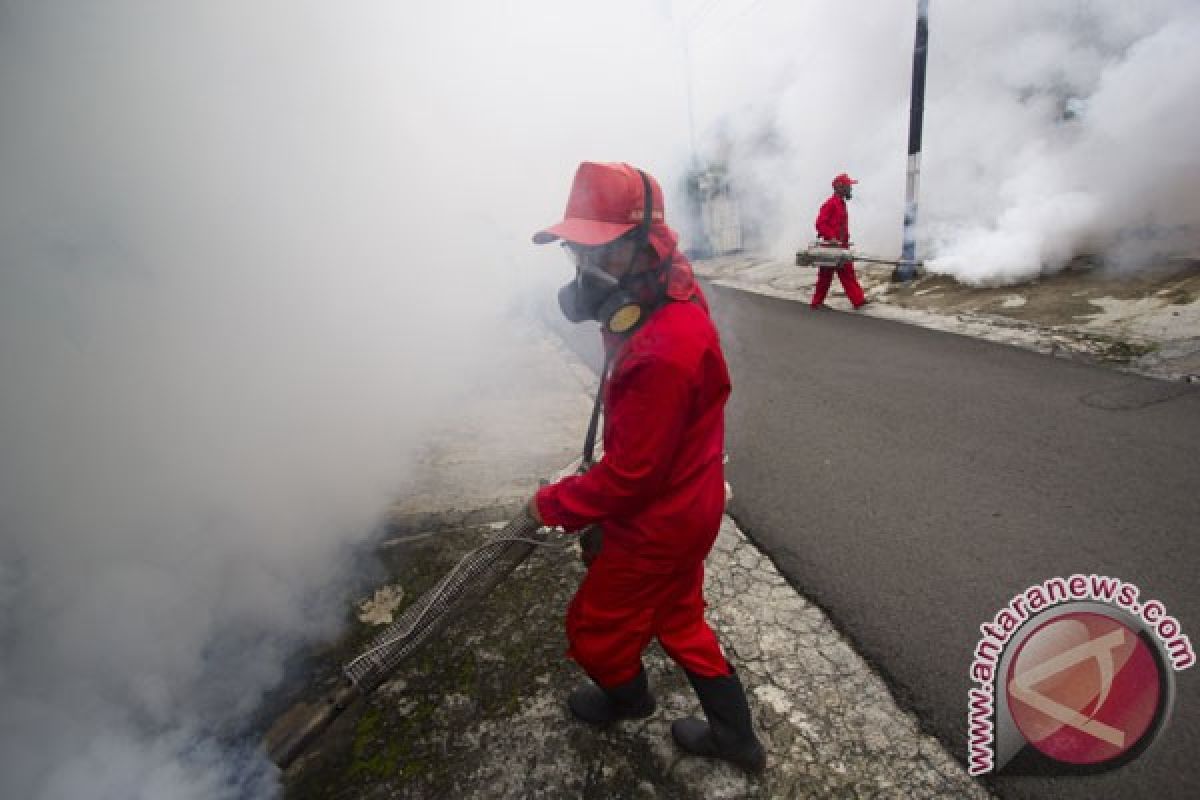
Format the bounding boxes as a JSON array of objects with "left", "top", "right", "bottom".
[
  {"left": 811, "top": 173, "right": 867, "bottom": 310},
  {"left": 528, "top": 161, "right": 765, "bottom": 773}
]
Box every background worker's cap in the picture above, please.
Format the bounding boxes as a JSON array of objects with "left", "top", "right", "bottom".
[
  {"left": 832, "top": 173, "right": 859, "bottom": 188},
  {"left": 533, "top": 162, "right": 665, "bottom": 246}
]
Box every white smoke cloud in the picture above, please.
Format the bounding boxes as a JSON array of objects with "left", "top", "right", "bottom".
[
  {"left": 679, "top": 0, "right": 1200, "bottom": 285},
  {"left": 0, "top": 2, "right": 689, "bottom": 797}
]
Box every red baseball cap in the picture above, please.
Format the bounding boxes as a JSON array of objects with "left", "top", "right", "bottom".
[
  {"left": 533, "top": 161, "right": 666, "bottom": 246},
  {"left": 832, "top": 173, "right": 858, "bottom": 188}
]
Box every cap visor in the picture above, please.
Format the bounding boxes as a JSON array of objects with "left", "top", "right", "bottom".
[{"left": 532, "top": 218, "right": 637, "bottom": 246}]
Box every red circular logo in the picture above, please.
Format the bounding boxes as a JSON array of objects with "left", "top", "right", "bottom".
[{"left": 1005, "top": 611, "right": 1163, "bottom": 765}]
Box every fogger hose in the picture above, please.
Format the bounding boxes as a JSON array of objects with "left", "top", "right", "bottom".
[
  {"left": 265, "top": 459, "right": 585, "bottom": 769},
  {"left": 342, "top": 525, "right": 573, "bottom": 688}
]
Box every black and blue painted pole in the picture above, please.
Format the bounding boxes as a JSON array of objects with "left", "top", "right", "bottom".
[{"left": 893, "top": 0, "right": 929, "bottom": 282}]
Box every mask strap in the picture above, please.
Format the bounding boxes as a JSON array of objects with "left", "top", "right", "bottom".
[
  {"left": 636, "top": 170, "right": 653, "bottom": 241},
  {"left": 620, "top": 169, "right": 654, "bottom": 274},
  {"left": 627, "top": 169, "right": 669, "bottom": 304}
]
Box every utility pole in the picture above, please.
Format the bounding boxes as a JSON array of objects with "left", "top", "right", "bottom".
[
  {"left": 676, "top": 7, "right": 711, "bottom": 254},
  {"left": 893, "top": 0, "right": 929, "bottom": 282},
  {"left": 681, "top": 19, "right": 699, "bottom": 169}
]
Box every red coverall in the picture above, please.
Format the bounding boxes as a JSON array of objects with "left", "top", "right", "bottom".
[
  {"left": 812, "top": 193, "right": 866, "bottom": 308},
  {"left": 535, "top": 253, "right": 733, "bottom": 689}
]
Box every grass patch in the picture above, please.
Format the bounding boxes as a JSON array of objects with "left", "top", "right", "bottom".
[
  {"left": 1079, "top": 334, "right": 1158, "bottom": 363},
  {"left": 1162, "top": 286, "right": 1197, "bottom": 306}
]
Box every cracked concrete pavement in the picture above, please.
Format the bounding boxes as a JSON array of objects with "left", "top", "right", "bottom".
[
  {"left": 279, "top": 316, "right": 992, "bottom": 798},
  {"left": 674, "top": 515, "right": 990, "bottom": 798}
]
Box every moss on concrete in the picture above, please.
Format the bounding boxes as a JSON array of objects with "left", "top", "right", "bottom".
[{"left": 1081, "top": 334, "right": 1158, "bottom": 363}]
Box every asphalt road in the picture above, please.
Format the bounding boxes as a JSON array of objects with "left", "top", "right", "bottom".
[{"left": 548, "top": 283, "right": 1200, "bottom": 799}]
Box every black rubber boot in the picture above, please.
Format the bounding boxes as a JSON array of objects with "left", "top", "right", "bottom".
[
  {"left": 568, "top": 668, "right": 656, "bottom": 726},
  {"left": 672, "top": 668, "right": 767, "bottom": 773}
]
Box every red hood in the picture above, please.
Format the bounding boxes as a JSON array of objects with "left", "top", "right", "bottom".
[{"left": 648, "top": 222, "right": 704, "bottom": 307}]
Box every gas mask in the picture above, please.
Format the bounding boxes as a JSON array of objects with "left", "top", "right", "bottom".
[{"left": 557, "top": 259, "right": 649, "bottom": 335}]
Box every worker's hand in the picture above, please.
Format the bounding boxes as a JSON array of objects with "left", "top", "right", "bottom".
[{"left": 527, "top": 494, "right": 544, "bottom": 525}]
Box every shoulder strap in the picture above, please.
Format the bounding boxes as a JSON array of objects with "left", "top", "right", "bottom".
[{"left": 581, "top": 350, "right": 613, "bottom": 470}]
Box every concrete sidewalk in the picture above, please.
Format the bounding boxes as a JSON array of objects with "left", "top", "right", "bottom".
[{"left": 279, "top": 318, "right": 991, "bottom": 798}]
